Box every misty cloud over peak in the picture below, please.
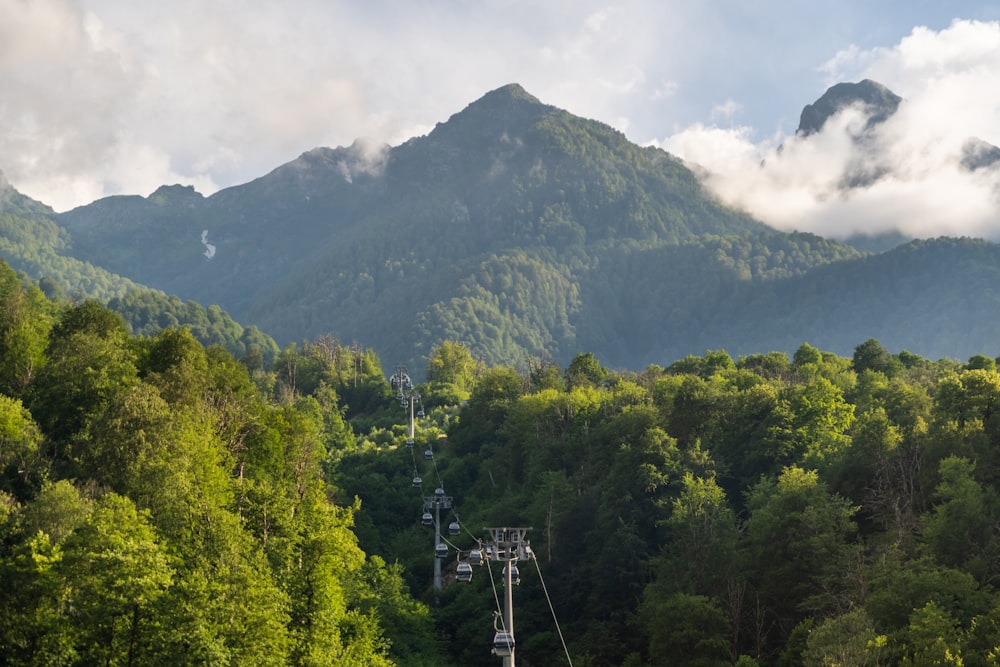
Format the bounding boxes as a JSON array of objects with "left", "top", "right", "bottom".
[{"left": 663, "top": 20, "right": 1000, "bottom": 242}]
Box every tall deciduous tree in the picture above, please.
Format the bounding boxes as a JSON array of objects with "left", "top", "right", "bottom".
[{"left": 743, "top": 467, "right": 860, "bottom": 656}]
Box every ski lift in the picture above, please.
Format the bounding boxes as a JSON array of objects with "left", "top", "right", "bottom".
[
  {"left": 504, "top": 564, "right": 520, "bottom": 586},
  {"left": 469, "top": 549, "right": 484, "bottom": 567},
  {"left": 493, "top": 631, "right": 514, "bottom": 657},
  {"left": 421, "top": 512, "right": 433, "bottom": 526},
  {"left": 405, "top": 438, "right": 414, "bottom": 448},
  {"left": 412, "top": 476, "right": 422, "bottom": 487},
  {"left": 448, "top": 520, "right": 461, "bottom": 536},
  {"left": 456, "top": 561, "right": 473, "bottom": 583},
  {"left": 434, "top": 487, "right": 445, "bottom": 497},
  {"left": 435, "top": 543, "right": 448, "bottom": 558},
  {"left": 424, "top": 448, "right": 434, "bottom": 460},
  {"left": 417, "top": 409, "right": 425, "bottom": 418}
]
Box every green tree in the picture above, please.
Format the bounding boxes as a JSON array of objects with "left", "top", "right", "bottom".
[
  {"left": 743, "top": 467, "right": 860, "bottom": 654},
  {"left": 921, "top": 457, "right": 998, "bottom": 581},
  {"left": 801, "top": 608, "right": 886, "bottom": 667},
  {"left": 0, "top": 393, "right": 45, "bottom": 500},
  {"left": 659, "top": 472, "right": 739, "bottom": 600},
  {"left": 426, "top": 340, "right": 483, "bottom": 391},
  {"left": 0, "top": 261, "right": 53, "bottom": 395},
  {"left": 56, "top": 493, "right": 174, "bottom": 666},
  {"left": 640, "top": 592, "right": 730, "bottom": 667},
  {"left": 900, "top": 601, "right": 965, "bottom": 667},
  {"left": 565, "top": 351, "right": 608, "bottom": 389},
  {"left": 853, "top": 338, "right": 901, "bottom": 376},
  {"left": 30, "top": 301, "right": 139, "bottom": 449}
]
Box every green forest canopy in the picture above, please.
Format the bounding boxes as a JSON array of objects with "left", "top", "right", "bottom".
[{"left": 4, "top": 257, "right": 1000, "bottom": 666}]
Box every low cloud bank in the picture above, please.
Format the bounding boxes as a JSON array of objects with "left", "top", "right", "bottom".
[{"left": 661, "top": 20, "right": 1000, "bottom": 241}]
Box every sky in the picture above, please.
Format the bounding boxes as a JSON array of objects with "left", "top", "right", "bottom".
[{"left": 2, "top": 1, "right": 1000, "bottom": 240}]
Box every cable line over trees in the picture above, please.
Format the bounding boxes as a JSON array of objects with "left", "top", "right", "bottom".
[{"left": 389, "top": 360, "right": 572, "bottom": 666}]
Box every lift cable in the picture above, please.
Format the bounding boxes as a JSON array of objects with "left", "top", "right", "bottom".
[
  {"left": 440, "top": 534, "right": 464, "bottom": 551},
  {"left": 428, "top": 442, "right": 445, "bottom": 490},
  {"left": 484, "top": 556, "right": 508, "bottom": 634},
  {"left": 531, "top": 553, "right": 574, "bottom": 666},
  {"left": 408, "top": 445, "right": 425, "bottom": 497}
]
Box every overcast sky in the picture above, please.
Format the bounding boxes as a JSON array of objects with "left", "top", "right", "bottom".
[{"left": 2, "top": 1, "right": 1000, "bottom": 239}]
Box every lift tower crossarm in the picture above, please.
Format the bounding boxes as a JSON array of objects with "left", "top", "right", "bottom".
[{"left": 483, "top": 527, "right": 532, "bottom": 667}]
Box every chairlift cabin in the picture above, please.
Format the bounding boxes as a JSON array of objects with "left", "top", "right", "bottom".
[
  {"left": 424, "top": 448, "right": 434, "bottom": 460},
  {"left": 504, "top": 564, "right": 520, "bottom": 586},
  {"left": 421, "top": 512, "right": 433, "bottom": 526},
  {"left": 448, "top": 521, "right": 461, "bottom": 536},
  {"left": 456, "top": 561, "right": 473, "bottom": 583},
  {"left": 469, "top": 549, "right": 484, "bottom": 567},
  {"left": 435, "top": 542, "right": 448, "bottom": 558},
  {"left": 412, "top": 476, "right": 422, "bottom": 488},
  {"left": 417, "top": 409, "right": 425, "bottom": 418},
  {"left": 405, "top": 438, "right": 414, "bottom": 447},
  {"left": 493, "top": 631, "right": 514, "bottom": 657}
]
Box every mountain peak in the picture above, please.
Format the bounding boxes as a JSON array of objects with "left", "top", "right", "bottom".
[
  {"left": 424, "top": 84, "right": 553, "bottom": 140},
  {"left": 147, "top": 184, "right": 204, "bottom": 206},
  {"left": 797, "top": 79, "right": 902, "bottom": 136},
  {"left": 476, "top": 83, "right": 542, "bottom": 106}
]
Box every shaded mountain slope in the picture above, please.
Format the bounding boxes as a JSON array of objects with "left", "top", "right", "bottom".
[
  {"left": 54, "top": 84, "right": 772, "bottom": 369},
  {"left": 708, "top": 236, "right": 1000, "bottom": 361},
  {"left": 4, "top": 83, "right": 995, "bottom": 373}
]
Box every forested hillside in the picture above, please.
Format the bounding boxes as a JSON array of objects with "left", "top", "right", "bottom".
[
  {"left": 7, "top": 253, "right": 1000, "bottom": 665},
  {"left": 0, "top": 261, "right": 438, "bottom": 666},
  {"left": 35, "top": 83, "right": 999, "bottom": 374},
  {"left": 49, "top": 84, "right": 780, "bottom": 371},
  {"left": 0, "top": 174, "right": 142, "bottom": 302},
  {"left": 327, "top": 338, "right": 1000, "bottom": 666}
]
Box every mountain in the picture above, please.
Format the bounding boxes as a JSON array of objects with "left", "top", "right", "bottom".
[
  {"left": 52, "top": 84, "right": 785, "bottom": 370},
  {"left": 0, "top": 170, "right": 144, "bottom": 302},
  {"left": 2, "top": 83, "right": 999, "bottom": 373},
  {"left": 796, "top": 79, "right": 902, "bottom": 136}
]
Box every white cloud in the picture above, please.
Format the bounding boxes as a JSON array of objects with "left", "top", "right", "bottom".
[
  {"left": 2, "top": 0, "right": 999, "bottom": 239},
  {"left": 0, "top": 0, "right": 694, "bottom": 210},
  {"left": 665, "top": 19, "right": 1000, "bottom": 240}
]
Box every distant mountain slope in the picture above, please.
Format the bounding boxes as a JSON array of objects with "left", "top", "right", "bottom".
[
  {"left": 12, "top": 83, "right": 1000, "bottom": 372},
  {"left": 53, "top": 84, "right": 775, "bottom": 369},
  {"left": 0, "top": 172, "right": 142, "bottom": 301},
  {"left": 711, "top": 236, "right": 1000, "bottom": 361},
  {"left": 0, "top": 174, "right": 278, "bottom": 361}
]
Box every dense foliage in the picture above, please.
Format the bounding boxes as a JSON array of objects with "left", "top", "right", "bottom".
[
  {"left": 0, "top": 262, "right": 439, "bottom": 666},
  {"left": 327, "top": 339, "right": 1000, "bottom": 667},
  {"left": 0, "top": 181, "right": 141, "bottom": 302},
  {"left": 8, "top": 246, "right": 1000, "bottom": 665},
  {"left": 108, "top": 288, "right": 281, "bottom": 368}
]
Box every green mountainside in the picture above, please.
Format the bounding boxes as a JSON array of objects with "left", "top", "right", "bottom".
[
  {"left": 0, "top": 175, "right": 279, "bottom": 363},
  {"left": 50, "top": 84, "right": 774, "bottom": 371},
  {"left": 0, "top": 173, "right": 141, "bottom": 302},
  {"left": 2, "top": 82, "right": 998, "bottom": 373}
]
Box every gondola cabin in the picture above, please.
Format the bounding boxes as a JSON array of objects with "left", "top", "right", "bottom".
[{"left": 493, "top": 631, "right": 514, "bottom": 657}]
